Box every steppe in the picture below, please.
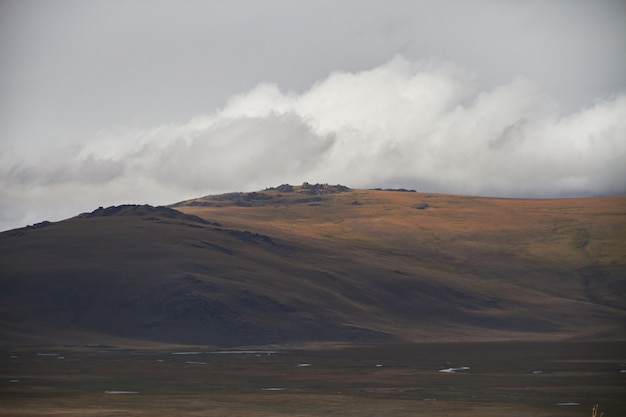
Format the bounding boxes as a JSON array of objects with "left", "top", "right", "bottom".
[{"left": 1, "top": 184, "right": 625, "bottom": 415}]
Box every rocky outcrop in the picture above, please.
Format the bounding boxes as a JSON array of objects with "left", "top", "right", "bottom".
[
  {"left": 78, "top": 204, "right": 214, "bottom": 225},
  {"left": 301, "top": 182, "right": 350, "bottom": 194}
]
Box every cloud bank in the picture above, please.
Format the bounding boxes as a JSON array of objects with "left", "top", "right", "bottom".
[{"left": 1, "top": 56, "right": 625, "bottom": 230}]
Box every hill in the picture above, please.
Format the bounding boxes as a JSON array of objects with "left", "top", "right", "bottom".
[{"left": 1, "top": 184, "right": 625, "bottom": 346}]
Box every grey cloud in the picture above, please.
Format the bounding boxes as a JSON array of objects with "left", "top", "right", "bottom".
[
  {"left": 3, "top": 0, "right": 624, "bottom": 152},
  {"left": 142, "top": 113, "right": 334, "bottom": 191},
  {"left": 6, "top": 56, "right": 624, "bottom": 197},
  {"left": 2, "top": 1, "right": 625, "bottom": 233},
  {"left": 489, "top": 119, "right": 528, "bottom": 151},
  {"left": 5, "top": 152, "right": 124, "bottom": 187}
]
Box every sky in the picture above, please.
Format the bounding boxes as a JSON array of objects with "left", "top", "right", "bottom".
[{"left": 1, "top": 0, "right": 625, "bottom": 231}]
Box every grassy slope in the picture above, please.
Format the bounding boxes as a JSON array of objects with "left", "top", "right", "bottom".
[
  {"left": 177, "top": 187, "right": 626, "bottom": 339},
  {"left": 1, "top": 187, "right": 625, "bottom": 346}
]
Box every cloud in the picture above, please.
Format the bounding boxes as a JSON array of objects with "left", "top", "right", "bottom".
[
  {"left": 1, "top": 56, "right": 625, "bottom": 230},
  {"left": 141, "top": 113, "right": 334, "bottom": 191}
]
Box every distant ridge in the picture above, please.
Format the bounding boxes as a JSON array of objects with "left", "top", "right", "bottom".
[
  {"left": 1, "top": 185, "right": 625, "bottom": 346},
  {"left": 173, "top": 182, "right": 352, "bottom": 208},
  {"left": 78, "top": 204, "right": 212, "bottom": 224}
]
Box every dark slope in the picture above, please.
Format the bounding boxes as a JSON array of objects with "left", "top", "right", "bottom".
[
  {"left": 1, "top": 187, "right": 625, "bottom": 346},
  {"left": 0, "top": 204, "right": 395, "bottom": 345}
]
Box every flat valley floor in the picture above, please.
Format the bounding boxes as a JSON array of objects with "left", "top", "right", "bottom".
[{"left": 1, "top": 340, "right": 625, "bottom": 417}]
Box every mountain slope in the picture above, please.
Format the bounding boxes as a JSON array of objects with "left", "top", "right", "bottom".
[{"left": 1, "top": 185, "right": 625, "bottom": 346}]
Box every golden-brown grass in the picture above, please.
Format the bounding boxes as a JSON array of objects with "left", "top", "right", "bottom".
[{"left": 180, "top": 190, "right": 626, "bottom": 269}]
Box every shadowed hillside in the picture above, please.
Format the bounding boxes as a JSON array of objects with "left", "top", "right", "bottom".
[{"left": 1, "top": 184, "right": 625, "bottom": 346}]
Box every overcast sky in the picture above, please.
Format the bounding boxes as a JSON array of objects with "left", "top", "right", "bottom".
[{"left": 1, "top": 0, "right": 625, "bottom": 231}]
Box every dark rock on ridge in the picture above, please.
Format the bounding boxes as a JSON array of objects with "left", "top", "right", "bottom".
[
  {"left": 301, "top": 182, "right": 350, "bottom": 194},
  {"left": 79, "top": 204, "right": 214, "bottom": 225}
]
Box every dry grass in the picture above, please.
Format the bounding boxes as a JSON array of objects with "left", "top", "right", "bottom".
[
  {"left": 181, "top": 190, "right": 626, "bottom": 269},
  {"left": 1, "top": 341, "right": 625, "bottom": 416},
  {"left": 592, "top": 404, "right": 605, "bottom": 417}
]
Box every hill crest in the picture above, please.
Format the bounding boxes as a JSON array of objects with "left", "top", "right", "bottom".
[{"left": 1, "top": 186, "right": 625, "bottom": 346}]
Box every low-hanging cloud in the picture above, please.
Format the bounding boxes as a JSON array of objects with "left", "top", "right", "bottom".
[{"left": 1, "top": 56, "right": 625, "bottom": 230}]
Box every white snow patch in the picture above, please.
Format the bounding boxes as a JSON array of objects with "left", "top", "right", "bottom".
[
  {"left": 438, "top": 366, "right": 470, "bottom": 373},
  {"left": 295, "top": 363, "right": 312, "bottom": 367},
  {"left": 186, "top": 361, "right": 206, "bottom": 365},
  {"left": 9, "top": 380, "right": 19, "bottom": 383},
  {"left": 556, "top": 402, "right": 580, "bottom": 406},
  {"left": 261, "top": 388, "right": 286, "bottom": 391}
]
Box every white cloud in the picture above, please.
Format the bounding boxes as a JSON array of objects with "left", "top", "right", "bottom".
[{"left": 1, "top": 56, "right": 625, "bottom": 230}]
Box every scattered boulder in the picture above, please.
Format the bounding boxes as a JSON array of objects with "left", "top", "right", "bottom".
[
  {"left": 414, "top": 203, "right": 429, "bottom": 210},
  {"left": 26, "top": 221, "right": 52, "bottom": 229},
  {"left": 301, "top": 182, "right": 350, "bottom": 195},
  {"left": 175, "top": 183, "right": 351, "bottom": 207},
  {"left": 181, "top": 191, "right": 276, "bottom": 208},
  {"left": 274, "top": 184, "right": 294, "bottom": 193}
]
